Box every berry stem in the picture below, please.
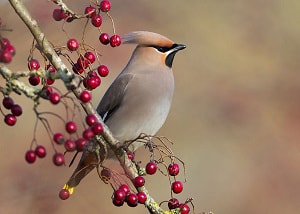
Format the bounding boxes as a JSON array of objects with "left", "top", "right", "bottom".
[{"left": 106, "top": 12, "right": 116, "bottom": 35}]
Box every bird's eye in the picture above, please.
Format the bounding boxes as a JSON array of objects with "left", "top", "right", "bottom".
[
  {"left": 153, "top": 46, "right": 171, "bottom": 53},
  {"left": 152, "top": 44, "right": 178, "bottom": 53}
]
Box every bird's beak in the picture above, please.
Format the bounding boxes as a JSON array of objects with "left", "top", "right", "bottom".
[
  {"left": 165, "top": 44, "right": 186, "bottom": 68},
  {"left": 172, "top": 44, "right": 186, "bottom": 52}
]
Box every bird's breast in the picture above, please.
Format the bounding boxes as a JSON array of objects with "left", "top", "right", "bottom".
[{"left": 105, "top": 70, "right": 174, "bottom": 148}]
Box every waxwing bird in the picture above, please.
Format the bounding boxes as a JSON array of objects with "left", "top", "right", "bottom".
[
  {"left": 97, "top": 31, "right": 186, "bottom": 154},
  {"left": 64, "top": 31, "right": 185, "bottom": 192}
]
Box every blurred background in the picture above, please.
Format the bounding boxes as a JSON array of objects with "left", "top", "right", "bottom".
[{"left": 1, "top": 0, "right": 300, "bottom": 213}]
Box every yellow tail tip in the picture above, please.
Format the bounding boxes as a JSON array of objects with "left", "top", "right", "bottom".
[{"left": 63, "top": 184, "right": 75, "bottom": 195}]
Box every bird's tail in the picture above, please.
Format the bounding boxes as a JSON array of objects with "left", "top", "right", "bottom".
[{"left": 61, "top": 147, "right": 100, "bottom": 194}]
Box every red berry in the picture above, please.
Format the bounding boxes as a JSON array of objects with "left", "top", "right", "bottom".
[
  {"left": 46, "top": 78, "right": 55, "bottom": 85},
  {"left": 49, "top": 92, "right": 61, "bottom": 104},
  {"left": 2, "top": 97, "right": 14, "bottom": 109},
  {"left": 88, "top": 70, "right": 98, "bottom": 78},
  {"left": 113, "top": 198, "right": 124, "bottom": 207},
  {"left": 91, "top": 14, "right": 102, "bottom": 27},
  {"left": 67, "top": 38, "right": 79, "bottom": 51},
  {"left": 0, "top": 50, "right": 12, "bottom": 63},
  {"left": 77, "top": 56, "right": 89, "bottom": 69},
  {"left": 64, "top": 139, "right": 76, "bottom": 152},
  {"left": 84, "top": 5, "right": 96, "bottom": 18},
  {"left": 72, "top": 63, "right": 84, "bottom": 74},
  {"left": 52, "top": 8, "right": 62, "bottom": 21},
  {"left": 86, "top": 76, "right": 101, "bottom": 89},
  {"left": 59, "top": 189, "right": 70, "bottom": 200},
  {"left": 126, "top": 193, "right": 138, "bottom": 207},
  {"left": 53, "top": 8, "right": 67, "bottom": 21},
  {"left": 94, "top": 75, "right": 101, "bottom": 87},
  {"left": 168, "top": 198, "right": 179, "bottom": 209},
  {"left": 179, "top": 204, "right": 190, "bottom": 214},
  {"left": 47, "top": 64, "right": 56, "bottom": 73},
  {"left": 100, "top": 0, "right": 111, "bottom": 12},
  {"left": 60, "top": 10, "right": 68, "bottom": 19},
  {"left": 97, "top": 65, "right": 109, "bottom": 77},
  {"left": 53, "top": 133, "right": 64, "bottom": 144},
  {"left": 65, "top": 121, "right": 77, "bottom": 133},
  {"left": 127, "top": 151, "right": 135, "bottom": 160},
  {"left": 80, "top": 90, "right": 92, "bottom": 103},
  {"left": 82, "top": 128, "right": 95, "bottom": 140},
  {"left": 114, "top": 189, "right": 126, "bottom": 201},
  {"left": 41, "top": 86, "right": 53, "bottom": 97},
  {"left": 168, "top": 163, "right": 180, "bottom": 176},
  {"left": 119, "top": 184, "right": 130, "bottom": 196},
  {"left": 53, "top": 153, "right": 65, "bottom": 166},
  {"left": 92, "top": 122, "right": 103, "bottom": 135},
  {"left": 35, "top": 145, "right": 46, "bottom": 158},
  {"left": 172, "top": 181, "right": 183, "bottom": 194},
  {"left": 110, "top": 35, "right": 122, "bottom": 47},
  {"left": 146, "top": 162, "right": 157, "bottom": 175},
  {"left": 28, "top": 59, "right": 40, "bottom": 70},
  {"left": 84, "top": 51, "right": 96, "bottom": 64},
  {"left": 4, "top": 114, "right": 17, "bottom": 126},
  {"left": 4, "top": 45, "right": 16, "bottom": 56},
  {"left": 86, "top": 114, "right": 97, "bottom": 126},
  {"left": 76, "top": 138, "right": 87, "bottom": 151},
  {"left": 137, "top": 192, "right": 147, "bottom": 204},
  {"left": 28, "top": 75, "right": 40, "bottom": 86},
  {"left": 11, "top": 104, "right": 22, "bottom": 116},
  {"left": 99, "top": 33, "right": 110, "bottom": 45},
  {"left": 25, "top": 150, "right": 36, "bottom": 163},
  {"left": 134, "top": 176, "right": 145, "bottom": 188}
]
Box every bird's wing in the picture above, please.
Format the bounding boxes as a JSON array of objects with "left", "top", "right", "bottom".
[{"left": 97, "top": 73, "right": 133, "bottom": 122}]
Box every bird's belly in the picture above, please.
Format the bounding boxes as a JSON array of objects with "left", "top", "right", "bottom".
[
  {"left": 105, "top": 72, "right": 174, "bottom": 151},
  {"left": 107, "top": 98, "right": 171, "bottom": 138}
]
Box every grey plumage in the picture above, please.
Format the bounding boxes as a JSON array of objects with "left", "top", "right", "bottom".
[{"left": 97, "top": 31, "right": 185, "bottom": 153}]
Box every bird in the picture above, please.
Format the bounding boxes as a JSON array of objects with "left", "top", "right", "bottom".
[{"left": 63, "top": 31, "right": 186, "bottom": 193}]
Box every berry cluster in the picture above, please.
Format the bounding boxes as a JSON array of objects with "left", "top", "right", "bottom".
[
  {"left": 25, "top": 145, "right": 47, "bottom": 164},
  {"left": 24, "top": 113, "right": 103, "bottom": 166},
  {"left": 27, "top": 58, "right": 58, "bottom": 87},
  {"left": 53, "top": 114, "right": 102, "bottom": 165},
  {"left": 50, "top": 1, "right": 120, "bottom": 94},
  {"left": 84, "top": 1, "right": 121, "bottom": 47},
  {"left": 52, "top": 0, "right": 121, "bottom": 47},
  {"left": 1, "top": 96, "right": 23, "bottom": 126},
  {"left": 124, "top": 152, "right": 190, "bottom": 213},
  {"left": 41, "top": 85, "right": 61, "bottom": 105},
  {"left": 166, "top": 162, "right": 190, "bottom": 213},
  {"left": 67, "top": 38, "right": 112, "bottom": 91},
  {"left": 29, "top": 73, "right": 93, "bottom": 106},
  {"left": 19, "top": 1, "right": 119, "bottom": 168},
  {"left": 112, "top": 184, "right": 147, "bottom": 207},
  {"left": 0, "top": 37, "right": 16, "bottom": 63}
]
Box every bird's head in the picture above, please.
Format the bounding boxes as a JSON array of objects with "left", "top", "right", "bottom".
[{"left": 122, "top": 31, "right": 186, "bottom": 68}]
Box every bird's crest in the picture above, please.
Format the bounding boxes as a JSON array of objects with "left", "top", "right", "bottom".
[{"left": 122, "top": 31, "right": 174, "bottom": 47}]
